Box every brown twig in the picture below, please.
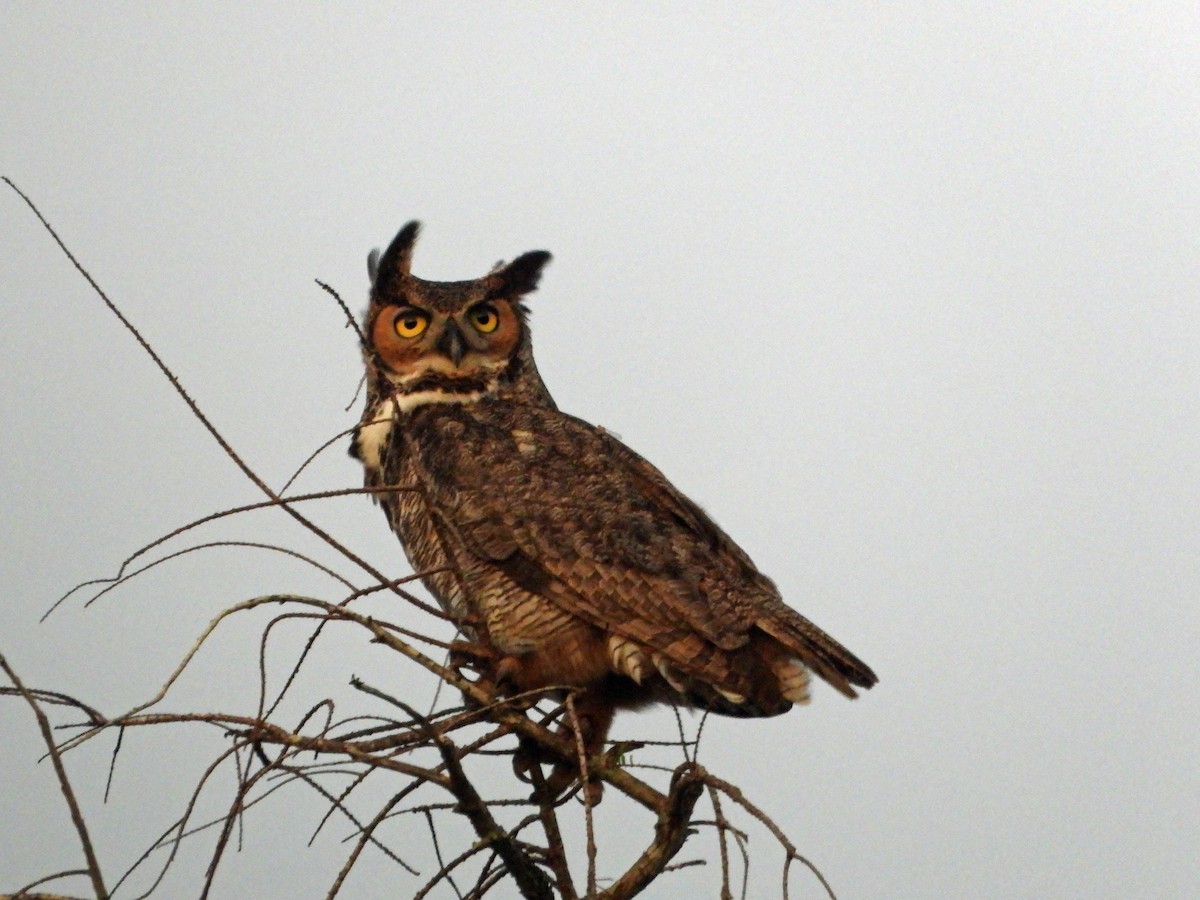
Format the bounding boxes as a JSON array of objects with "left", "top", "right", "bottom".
[
  {"left": 47, "top": 485, "right": 420, "bottom": 620},
  {"left": 598, "top": 762, "right": 706, "bottom": 899},
  {"left": 408, "top": 699, "right": 554, "bottom": 900},
  {"left": 3, "top": 892, "right": 91, "bottom": 900},
  {"left": 5, "top": 867, "right": 94, "bottom": 900},
  {"left": 0, "top": 653, "right": 107, "bottom": 899},
  {"left": 277, "top": 423, "right": 361, "bottom": 495},
  {"left": 82, "top": 540, "right": 357, "bottom": 610},
  {"left": 707, "top": 784, "right": 734, "bottom": 900},
  {"left": 324, "top": 777, "right": 428, "bottom": 898},
  {"left": 704, "top": 773, "right": 837, "bottom": 900},
  {"left": 565, "top": 693, "right": 598, "bottom": 896},
  {"left": 528, "top": 766, "right": 578, "bottom": 900},
  {"left": 1, "top": 179, "right": 841, "bottom": 900}
]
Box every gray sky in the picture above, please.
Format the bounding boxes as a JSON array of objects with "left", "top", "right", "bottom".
[{"left": 2, "top": 5, "right": 1197, "bottom": 898}]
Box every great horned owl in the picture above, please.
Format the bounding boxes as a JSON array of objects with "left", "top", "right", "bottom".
[{"left": 351, "top": 222, "right": 876, "bottom": 791}]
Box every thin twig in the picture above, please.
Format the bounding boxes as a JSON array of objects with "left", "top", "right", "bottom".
[
  {"left": 565, "top": 693, "right": 597, "bottom": 897},
  {"left": 392, "top": 694, "right": 556, "bottom": 900},
  {"left": 599, "top": 761, "right": 706, "bottom": 900},
  {"left": 4, "top": 867, "right": 93, "bottom": 899},
  {"left": 706, "top": 784, "right": 734, "bottom": 900},
  {"left": 0, "top": 653, "right": 107, "bottom": 899},
  {"left": 528, "top": 766, "right": 578, "bottom": 900},
  {"left": 705, "top": 773, "right": 837, "bottom": 900},
  {"left": 325, "top": 777, "right": 428, "bottom": 899},
  {"left": 278, "top": 424, "right": 361, "bottom": 495}
]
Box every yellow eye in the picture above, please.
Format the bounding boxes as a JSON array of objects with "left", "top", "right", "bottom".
[
  {"left": 470, "top": 304, "right": 500, "bottom": 334},
  {"left": 393, "top": 309, "right": 429, "bottom": 339}
]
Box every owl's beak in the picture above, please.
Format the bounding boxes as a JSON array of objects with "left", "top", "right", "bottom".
[{"left": 436, "top": 321, "right": 467, "bottom": 366}]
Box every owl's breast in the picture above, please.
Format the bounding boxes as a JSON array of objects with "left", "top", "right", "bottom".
[
  {"left": 362, "top": 406, "right": 471, "bottom": 623},
  {"left": 383, "top": 452, "right": 473, "bottom": 622},
  {"left": 378, "top": 403, "right": 591, "bottom": 657}
]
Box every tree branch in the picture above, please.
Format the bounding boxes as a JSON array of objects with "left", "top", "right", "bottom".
[
  {"left": 600, "top": 762, "right": 706, "bottom": 899},
  {"left": 0, "top": 653, "right": 107, "bottom": 899}
]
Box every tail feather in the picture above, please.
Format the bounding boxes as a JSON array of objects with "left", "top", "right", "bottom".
[{"left": 756, "top": 604, "right": 877, "bottom": 699}]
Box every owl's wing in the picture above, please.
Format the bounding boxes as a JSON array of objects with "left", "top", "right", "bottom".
[
  {"left": 407, "top": 402, "right": 875, "bottom": 697},
  {"left": 587, "top": 426, "right": 878, "bottom": 696},
  {"left": 588, "top": 429, "right": 878, "bottom": 696}
]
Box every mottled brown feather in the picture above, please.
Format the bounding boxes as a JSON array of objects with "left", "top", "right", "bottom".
[
  {"left": 352, "top": 222, "right": 877, "bottom": 759},
  {"left": 400, "top": 400, "right": 877, "bottom": 704}
]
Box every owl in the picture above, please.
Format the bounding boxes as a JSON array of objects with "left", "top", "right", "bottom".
[{"left": 351, "top": 222, "right": 876, "bottom": 794}]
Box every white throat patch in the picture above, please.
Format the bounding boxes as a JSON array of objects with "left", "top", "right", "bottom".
[
  {"left": 358, "top": 389, "right": 490, "bottom": 472},
  {"left": 392, "top": 389, "right": 486, "bottom": 414},
  {"left": 357, "top": 397, "right": 397, "bottom": 472}
]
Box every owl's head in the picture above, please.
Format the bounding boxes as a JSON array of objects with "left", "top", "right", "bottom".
[{"left": 361, "top": 221, "right": 553, "bottom": 408}]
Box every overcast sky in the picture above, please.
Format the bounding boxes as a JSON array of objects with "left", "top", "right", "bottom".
[{"left": 2, "top": 5, "right": 1197, "bottom": 898}]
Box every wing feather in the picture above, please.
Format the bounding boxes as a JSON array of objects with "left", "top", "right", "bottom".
[{"left": 407, "top": 400, "right": 876, "bottom": 694}]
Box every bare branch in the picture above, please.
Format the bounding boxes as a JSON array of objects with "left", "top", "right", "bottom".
[
  {"left": 705, "top": 773, "right": 837, "bottom": 900},
  {"left": 599, "top": 762, "right": 706, "bottom": 899},
  {"left": 0, "top": 653, "right": 107, "bottom": 899},
  {"left": 1, "top": 181, "right": 850, "bottom": 900},
  {"left": 415, "top": 700, "right": 554, "bottom": 900}
]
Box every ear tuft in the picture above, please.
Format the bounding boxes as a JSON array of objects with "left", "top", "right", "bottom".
[
  {"left": 373, "top": 221, "right": 421, "bottom": 291},
  {"left": 495, "top": 250, "right": 553, "bottom": 297},
  {"left": 367, "top": 248, "right": 381, "bottom": 285}
]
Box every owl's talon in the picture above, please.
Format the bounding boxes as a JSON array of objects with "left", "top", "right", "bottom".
[
  {"left": 538, "top": 761, "right": 604, "bottom": 805},
  {"left": 512, "top": 735, "right": 588, "bottom": 801},
  {"left": 513, "top": 734, "right": 554, "bottom": 792},
  {"left": 512, "top": 735, "right": 547, "bottom": 786},
  {"left": 448, "top": 640, "right": 499, "bottom": 672},
  {"left": 448, "top": 642, "right": 524, "bottom": 691},
  {"left": 512, "top": 718, "right": 608, "bottom": 804},
  {"left": 449, "top": 642, "right": 519, "bottom": 705}
]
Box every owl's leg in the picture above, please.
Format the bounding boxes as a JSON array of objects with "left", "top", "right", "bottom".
[
  {"left": 553, "top": 690, "right": 614, "bottom": 805},
  {"left": 516, "top": 688, "right": 614, "bottom": 805},
  {"left": 448, "top": 641, "right": 531, "bottom": 706},
  {"left": 448, "top": 639, "right": 501, "bottom": 674}
]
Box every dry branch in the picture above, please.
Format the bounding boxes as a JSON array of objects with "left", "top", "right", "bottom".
[{"left": 2, "top": 179, "right": 843, "bottom": 900}]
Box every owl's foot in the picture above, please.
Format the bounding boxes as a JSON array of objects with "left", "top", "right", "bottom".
[
  {"left": 448, "top": 639, "right": 501, "bottom": 674},
  {"left": 449, "top": 642, "right": 535, "bottom": 709},
  {"left": 513, "top": 738, "right": 604, "bottom": 805},
  {"left": 546, "top": 761, "right": 605, "bottom": 807},
  {"left": 513, "top": 693, "right": 614, "bottom": 805},
  {"left": 512, "top": 734, "right": 548, "bottom": 785}
]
